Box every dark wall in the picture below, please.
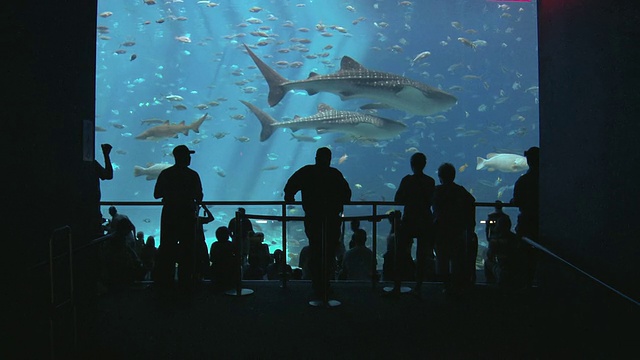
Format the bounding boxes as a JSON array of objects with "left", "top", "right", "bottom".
[{"left": 538, "top": 0, "right": 640, "bottom": 299}]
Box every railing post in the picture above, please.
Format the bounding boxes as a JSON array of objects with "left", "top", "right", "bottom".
[
  {"left": 371, "top": 205, "right": 378, "bottom": 290},
  {"left": 281, "top": 202, "right": 288, "bottom": 289}
]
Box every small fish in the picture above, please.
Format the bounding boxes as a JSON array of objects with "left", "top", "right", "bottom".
[
  {"left": 130, "top": 54, "right": 137, "bottom": 61},
  {"left": 410, "top": 51, "right": 431, "bottom": 66},
  {"left": 213, "top": 166, "right": 226, "bottom": 177},
  {"left": 459, "top": 163, "right": 469, "bottom": 172},
  {"left": 338, "top": 154, "right": 348, "bottom": 165}
]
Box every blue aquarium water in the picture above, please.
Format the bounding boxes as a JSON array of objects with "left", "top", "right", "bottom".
[{"left": 95, "top": 0, "right": 538, "bottom": 262}]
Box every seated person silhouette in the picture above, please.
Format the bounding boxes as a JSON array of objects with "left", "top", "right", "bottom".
[
  {"left": 243, "top": 253, "right": 267, "bottom": 280},
  {"left": 267, "top": 249, "right": 293, "bottom": 280},
  {"left": 209, "top": 226, "right": 238, "bottom": 291},
  {"left": 247, "top": 231, "right": 272, "bottom": 272},
  {"left": 484, "top": 215, "right": 527, "bottom": 291},
  {"left": 339, "top": 229, "right": 376, "bottom": 281}
]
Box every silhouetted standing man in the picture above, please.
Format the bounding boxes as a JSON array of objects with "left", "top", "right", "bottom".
[
  {"left": 512, "top": 146, "right": 539, "bottom": 287},
  {"left": 433, "top": 163, "right": 476, "bottom": 295},
  {"left": 153, "top": 145, "right": 203, "bottom": 290},
  {"left": 284, "top": 147, "right": 351, "bottom": 301},
  {"left": 393, "top": 152, "right": 436, "bottom": 296}
]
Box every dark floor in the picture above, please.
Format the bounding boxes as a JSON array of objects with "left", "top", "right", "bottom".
[{"left": 55, "top": 275, "right": 636, "bottom": 360}]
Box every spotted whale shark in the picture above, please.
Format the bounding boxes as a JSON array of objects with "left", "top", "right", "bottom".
[
  {"left": 243, "top": 44, "right": 457, "bottom": 116},
  {"left": 240, "top": 100, "right": 407, "bottom": 142}
]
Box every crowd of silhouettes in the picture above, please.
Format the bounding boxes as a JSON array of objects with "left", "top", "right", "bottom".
[{"left": 93, "top": 143, "right": 539, "bottom": 301}]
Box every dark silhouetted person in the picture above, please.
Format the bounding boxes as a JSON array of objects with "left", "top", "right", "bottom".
[
  {"left": 135, "top": 231, "right": 145, "bottom": 257},
  {"left": 382, "top": 210, "right": 415, "bottom": 292},
  {"left": 484, "top": 201, "right": 511, "bottom": 283},
  {"left": 511, "top": 146, "right": 540, "bottom": 288},
  {"left": 284, "top": 147, "right": 352, "bottom": 301},
  {"left": 196, "top": 204, "right": 215, "bottom": 280},
  {"left": 346, "top": 220, "right": 361, "bottom": 249},
  {"left": 267, "top": 249, "right": 293, "bottom": 280},
  {"left": 88, "top": 143, "right": 113, "bottom": 237},
  {"left": 153, "top": 145, "right": 203, "bottom": 291},
  {"left": 104, "top": 206, "right": 142, "bottom": 288},
  {"left": 339, "top": 229, "right": 376, "bottom": 281},
  {"left": 140, "top": 236, "right": 157, "bottom": 281},
  {"left": 433, "top": 163, "right": 476, "bottom": 296},
  {"left": 107, "top": 206, "right": 136, "bottom": 250},
  {"left": 298, "top": 242, "right": 311, "bottom": 280},
  {"left": 484, "top": 215, "right": 527, "bottom": 291},
  {"left": 209, "top": 226, "right": 238, "bottom": 291},
  {"left": 394, "top": 152, "right": 436, "bottom": 296},
  {"left": 228, "top": 207, "right": 254, "bottom": 266},
  {"left": 247, "top": 231, "right": 271, "bottom": 273}
]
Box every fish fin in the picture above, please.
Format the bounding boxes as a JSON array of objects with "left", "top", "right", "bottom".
[
  {"left": 316, "top": 128, "right": 328, "bottom": 134},
  {"left": 360, "top": 103, "right": 391, "bottom": 110},
  {"left": 240, "top": 100, "right": 276, "bottom": 141},
  {"left": 317, "top": 103, "right": 334, "bottom": 112},
  {"left": 145, "top": 175, "right": 154, "bottom": 181},
  {"left": 243, "top": 44, "right": 288, "bottom": 107},
  {"left": 486, "top": 153, "right": 499, "bottom": 158},
  {"left": 339, "top": 56, "right": 366, "bottom": 71},
  {"left": 338, "top": 91, "right": 355, "bottom": 100},
  {"left": 488, "top": 168, "right": 495, "bottom": 172},
  {"left": 476, "top": 157, "right": 485, "bottom": 170},
  {"left": 133, "top": 165, "right": 144, "bottom": 177},
  {"left": 190, "top": 113, "right": 207, "bottom": 134}
]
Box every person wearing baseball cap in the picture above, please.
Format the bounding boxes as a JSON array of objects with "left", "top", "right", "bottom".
[{"left": 153, "top": 145, "right": 203, "bottom": 291}]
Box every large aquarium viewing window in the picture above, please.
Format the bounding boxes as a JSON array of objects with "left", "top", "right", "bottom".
[{"left": 95, "top": 0, "right": 539, "bottom": 258}]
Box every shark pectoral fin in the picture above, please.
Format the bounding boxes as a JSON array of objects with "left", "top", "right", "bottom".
[
  {"left": 316, "top": 128, "right": 328, "bottom": 134},
  {"left": 306, "top": 89, "right": 319, "bottom": 96},
  {"left": 360, "top": 103, "right": 392, "bottom": 110},
  {"left": 338, "top": 91, "right": 355, "bottom": 100}
]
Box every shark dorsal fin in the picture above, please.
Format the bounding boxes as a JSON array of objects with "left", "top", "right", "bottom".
[
  {"left": 179, "top": 121, "right": 186, "bottom": 125},
  {"left": 308, "top": 72, "right": 319, "bottom": 78},
  {"left": 163, "top": 120, "right": 170, "bottom": 124},
  {"left": 317, "top": 103, "right": 334, "bottom": 112},
  {"left": 340, "top": 56, "right": 365, "bottom": 71},
  {"left": 293, "top": 115, "right": 301, "bottom": 119}
]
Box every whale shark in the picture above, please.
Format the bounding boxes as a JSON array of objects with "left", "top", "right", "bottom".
[
  {"left": 240, "top": 100, "right": 407, "bottom": 142},
  {"left": 243, "top": 44, "right": 457, "bottom": 116}
]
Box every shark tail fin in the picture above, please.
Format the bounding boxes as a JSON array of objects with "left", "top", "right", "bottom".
[
  {"left": 240, "top": 100, "right": 277, "bottom": 141},
  {"left": 133, "top": 165, "right": 144, "bottom": 177},
  {"left": 243, "top": 44, "right": 288, "bottom": 107},
  {"left": 476, "top": 157, "right": 486, "bottom": 170},
  {"left": 190, "top": 113, "right": 208, "bottom": 134}
]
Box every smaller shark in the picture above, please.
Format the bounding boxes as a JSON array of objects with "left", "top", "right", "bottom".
[
  {"left": 240, "top": 100, "right": 407, "bottom": 142},
  {"left": 135, "top": 113, "right": 207, "bottom": 141},
  {"left": 243, "top": 44, "right": 457, "bottom": 116}
]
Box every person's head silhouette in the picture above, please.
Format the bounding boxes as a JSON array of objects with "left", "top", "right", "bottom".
[
  {"left": 173, "top": 145, "right": 195, "bottom": 166},
  {"left": 437, "top": 163, "right": 456, "bottom": 184},
  {"left": 524, "top": 146, "right": 539, "bottom": 170},
  {"left": 410, "top": 152, "right": 427, "bottom": 173},
  {"left": 315, "top": 147, "right": 331, "bottom": 167}
]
